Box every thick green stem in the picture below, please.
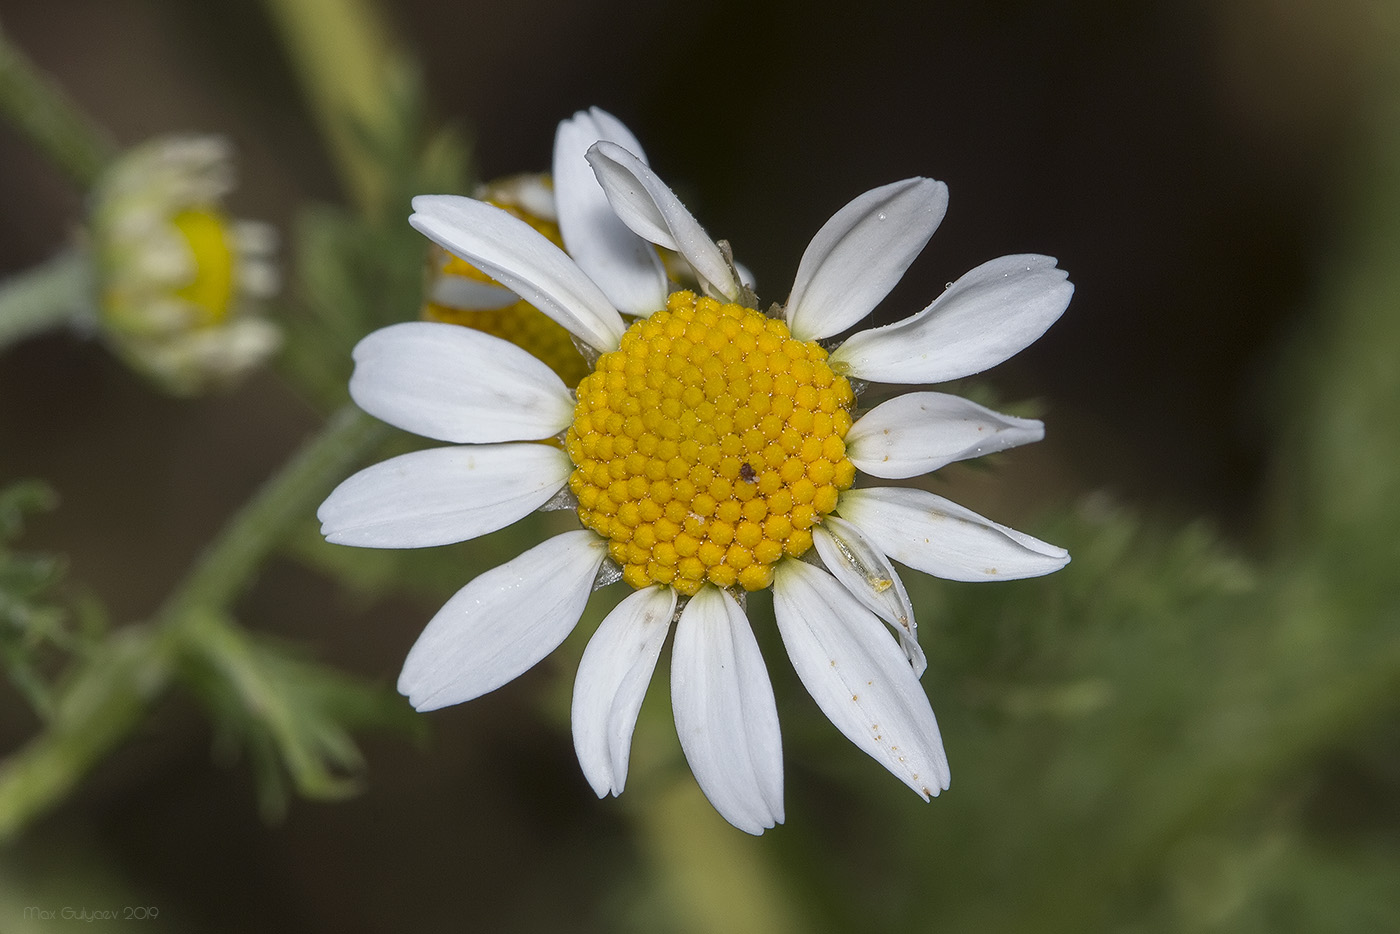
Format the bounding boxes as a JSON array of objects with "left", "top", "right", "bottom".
[
  {"left": 0, "top": 22, "right": 116, "bottom": 188},
  {"left": 0, "top": 251, "right": 93, "bottom": 352},
  {"left": 0, "top": 404, "right": 385, "bottom": 840}
]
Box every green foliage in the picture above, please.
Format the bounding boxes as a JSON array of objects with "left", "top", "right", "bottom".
[
  {"left": 0, "top": 481, "right": 102, "bottom": 719},
  {"left": 175, "top": 610, "right": 421, "bottom": 820},
  {"left": 758, "top": 498, "right": 1400, "bottom": 934}
]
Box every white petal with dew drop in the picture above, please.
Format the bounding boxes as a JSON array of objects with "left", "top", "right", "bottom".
[
  {"left": 785, "top": 178, "right": 948, "bottom": 341},
  {"left": 410, "top": 195, "right": 626, "bottom": 352},
  {"left": 671, "top": 586, "right": 784, "bottom": 835},
  {"left": 428, "top": 274, "right": 519, "bottom": 311},
  {"left": 813, "top": 516, "right": 926, "bottom": 677},
  {"left": 773, "top": 559, "right": 949, "bottom": 798},
  {"left": 318, "top": 443, "right": 572, "bottom": 548},
  {"left": 572, "top": 586, "right": 676, "bottom": 797},
  {"left": 846, "top": 391, "right": 1045, "bottom": 479},
  {"left": 398, "top": 530, "right": 606, "bottom": 711},
  {"left": 586, "top": 141, "right": 741, "bottom": 302},
  {"left": 837, "top": 487, "right": 1069, "bottom": 582},
  {"left": 554, "top": 109, "right": 668, "bottom": 317},
  {"left": 832, "top": 254, "right": 1073, "bottom": 384},
  {"left": 349, "top": 321, "right": 574, "bottom": 443}
]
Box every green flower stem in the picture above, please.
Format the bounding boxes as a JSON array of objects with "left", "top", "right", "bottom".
[
  {"left": 0, "top": 404, "right": 386, "bottom": 840},
  {"left": 0, "top": 23, "right": 116, "bottom": 188},
  {"left": 0, "top": 251, "right": 94, "bottom": 352}
]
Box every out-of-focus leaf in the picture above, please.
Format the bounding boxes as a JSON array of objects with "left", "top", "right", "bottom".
[
  {"left": 0, "top": 480, "right": 104, "bottom": 719},
  {"left": 769, "top": 496, "right": 1398, "bottom": 934},
  {"left": 175, "top": 609, "right": 421, "bottom": 821}
]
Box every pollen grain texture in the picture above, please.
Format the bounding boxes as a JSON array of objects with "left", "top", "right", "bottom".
[{"left": 567, "top": 291, "right": 856, "bottom": 595}]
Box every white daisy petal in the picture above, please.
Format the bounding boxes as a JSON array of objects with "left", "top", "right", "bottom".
[
  {"left": 773, "top": 559, "right": 949, "bottom": 798},
  {"left": 785, "top": 178, "right": 949, "bottom": 341},
  {"left": 812, "top": 516, "right": 926, "bottom": 677},
  {"left": 398, "top": 530, "right": 606, "bottom": 711},
  {"left": 410, "top": 194, "right": 627, "bottom": 352},
  {"left": 832, "top": 254, "right": 1073, "bottom": 383},
  {"left": 845, "top": 391, "right": 1045, "bottom": 478},
  {"left": 586, "top": 141, "right": 741, "bottom": 302},
  {"left": 554, "top": 109, "right": 668, "bottom": 317},
  {"left": 318, "top": 443, "right": 573, "bottom": 548},
  {"left": 671, "top": 586, "right": 784, "bottom": 835},
  {"left": 571, "top": 586, "right": 677, "bottom": 797},
  {"left": 837, "top": 487, "right": 1070, "bottom": 581},
  {"left": 349, "top": 321, "right": 574, "bottom": 443},
  {"left": 428, "top": 274, "right": 518, "bottom": 311}
]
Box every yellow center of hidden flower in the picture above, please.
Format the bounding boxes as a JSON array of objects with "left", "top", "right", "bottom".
[
  {"left": 170, "top": 208, "right": 237, "bottom": 325},
  {"left": 566, "top": 291, "right": 857, "bottom": 595},
  {"left": 423, "top": 210, "right": 591, "bottom": 384}
]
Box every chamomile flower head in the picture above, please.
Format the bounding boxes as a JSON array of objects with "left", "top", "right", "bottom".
[
  {"left": 89, "top": 135, "right": 281, "bottom": 395},
  {"left": 320, "top": 107, "right": 1073, "bottom": 834}
]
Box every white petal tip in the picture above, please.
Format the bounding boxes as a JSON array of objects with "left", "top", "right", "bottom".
[
  {"left": 401, "top": 687, "right": 443, "bottom": 713},
  {"left": 409, "top": 193, "right": 455, "bottom": 214},
  {"left": 979, "top": 549, "right": 1069, "bottom": 579},
  {"left": 582, "top": 777, "right": 618, "bottom": 800}
]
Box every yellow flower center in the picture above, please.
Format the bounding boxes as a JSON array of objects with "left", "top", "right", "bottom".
[
  {"left": 566, "top": 291, "right": 857, "bottom": 595},
  {"left": 170, "top": 208, "right": 236, "bottom": 324}
]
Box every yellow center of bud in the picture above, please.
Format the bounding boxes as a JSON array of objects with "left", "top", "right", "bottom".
[
  {"left": 566, "top": 291, "right": 857, "bottom": 595},
  {"left": 170, "top": 208, "right": 236, "bottom": 324}
]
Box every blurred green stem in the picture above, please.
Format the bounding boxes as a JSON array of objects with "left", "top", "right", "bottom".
[
  {"left": 633, "top": 777, "right": 806, "bottom": 934},
  {"left": 0, "top": 405, "right": 385, "bottom": 840},
  {"left": 0, "top": 628, "right": 170, "bottom": 840},
  {"left": 0, "top": 251, "right": 93, "bottom": 351},
  {"left": 0, "top": 22, "right": 116, "bottom": 188},
  {"left": 259, "top": 0, "right": 404, "bottom": 216},
  {"left": 156, "top": 405, "right": 384, "bottom": 631}
]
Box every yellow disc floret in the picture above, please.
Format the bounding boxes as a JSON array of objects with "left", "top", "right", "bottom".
[{"left": 567, "top": 291, "right": 856, "bottom": 595}]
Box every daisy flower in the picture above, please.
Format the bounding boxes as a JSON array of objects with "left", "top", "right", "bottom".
[
  {"left": 89, "top": 135, "right": 280, "bottom": 394},
  {"left": 319, "top": 108, "right": 1072, "bottom": 834}
]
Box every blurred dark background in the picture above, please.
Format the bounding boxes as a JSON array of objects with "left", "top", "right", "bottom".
[{"left": 0, "top": 0, "right": 1376, "bottom": 930}]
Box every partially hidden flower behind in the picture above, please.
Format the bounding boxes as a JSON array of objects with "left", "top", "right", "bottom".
[
  {"left": 421, "top": 174, "right": 592, "bottom": 385},
  {"left": 319, "top": 107, "right": 1074, "bottom": 834},
  {"left": 89, "top": 135, "right": 281, "bottom": 395},
  {"left": 420, "top": 162, "right": 723, "bottom": 385}
]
